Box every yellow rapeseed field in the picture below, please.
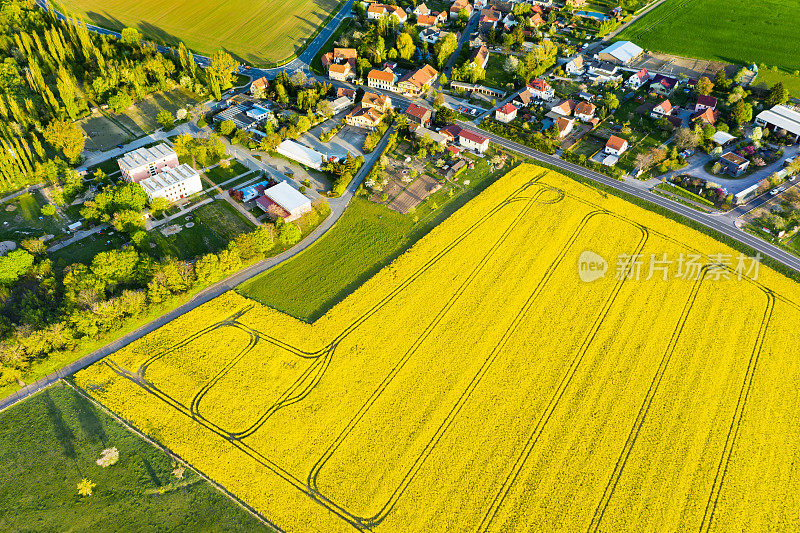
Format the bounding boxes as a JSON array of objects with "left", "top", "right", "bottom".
[{"left": 75, "top": 164, "right": 800, "bottom": 532}]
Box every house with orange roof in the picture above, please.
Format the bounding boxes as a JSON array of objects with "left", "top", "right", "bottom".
[
  {"left": 367, "top": 68, "right": 399, "bottom": 92},
  {"left": 495, "top": 102, "right": 517, "bottom": 123},
  {"left": 398, "top": 64, "right": 438, "bottom": 96},
  {"left": 605, "top": 135, "right": 629, "bottom": 156}
]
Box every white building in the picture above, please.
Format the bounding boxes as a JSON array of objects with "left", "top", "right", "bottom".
[
  {"left": 255, "top": 181, "right": 313, "bottom": 222},
  {"left": 276, "top": 139, "right": 326, "bottom": 170},
  {"left": 139, "top": 163, "right": 202, "bottom": 203},
  {"left": 459, "top": 129, "right": 490, "bottom": 153},
  {"left": 596, "top": 41, "right": 643, "bottom": 65},
  {"left": 754, "top": 105, "right": 800, "bottom": 143},
  {"left": 605, "top": 135, "right": 629, "bottom": 156},
  {"left": 495, "top": 103, "right": 517, "bottom": 123},
  {"left": 117, "top": 143, "right": 179, "bottom": 183}
]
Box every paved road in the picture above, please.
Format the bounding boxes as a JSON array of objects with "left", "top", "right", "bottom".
[
  {"left": 0, "top": 127, "right": 392, "bottom": 414},
  {"left": 457, "top": 121, "right": 800, "bottom": 274}
]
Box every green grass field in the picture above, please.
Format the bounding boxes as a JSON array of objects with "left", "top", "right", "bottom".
[
  {"left": 0, "top": 191, "right": 65, "bottom": 242},
  {"left": 58, "top": 0, "right": 342, "bottom": 65},
  {"left": 617, "top": 0, "right": 800, "bottom": 72},
  {"left": 0, "top": 383, "right": 272, "bottom": 532},
  {"left": 238, "top": 198, "right": 416, "bottom": 321},
  {"left": 203, "top": 161, "right": 250, "bottom": 185},
  {"left": 152, "top": 200, "right": 254, "bottom": 260}
]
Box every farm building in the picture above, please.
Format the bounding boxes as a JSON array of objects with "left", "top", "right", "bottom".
[
  {"left": 255, "top": 181, "right": 312, "bottom": 222},
  {"left": 596, "top": 41, "right": 643, "bottom": 65},
  {"left": 117, "top": 143, "right": 179, "bottom": 183},
  {"left": 754, "top": 105, "right": 800, "bottom": 143},
  {"left": 276, "top": 140, "right": 326, "bottom": 170},
  {"left": 139, "top": 163, "right": 202, "bottom": 202},
  {"left": 322, "top": 48, "right": 357, "bottom": 82}
]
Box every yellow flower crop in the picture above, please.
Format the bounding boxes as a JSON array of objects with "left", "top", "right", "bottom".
[{"left": 75, "top": 165, "right": 800, "bottom": 532}]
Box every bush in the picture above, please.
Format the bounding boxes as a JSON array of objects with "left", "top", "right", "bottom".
[{"left": 40, "top": 204, "right": 56, "bottom": 216}]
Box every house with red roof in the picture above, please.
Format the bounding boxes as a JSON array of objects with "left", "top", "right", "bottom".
[
  {"left": 695, "top": 94, "right": 718, "bottom": 112},
  {"left": 650, "top": 75, "right": 678, "bottom": 96},
  {"left": 495, "top": 102, "right": 517, "bottom": 123},
  {"left": 627, "top": 68, "right": 649, "bottom": 89},
  {"left": 405, "top": 103, "right": 434, "bottom": 127},
  {"left": 605, "top": 135, "right": 629, "bottom": 156},
  {"left": 650, "top": 99, "right": 673, "bottom": 118},
  {"left": 459, "top": 129, "right": 490, "bottom": 153},
  {"left": 528, "top": 78, "right": 554, "bottom": 100}
]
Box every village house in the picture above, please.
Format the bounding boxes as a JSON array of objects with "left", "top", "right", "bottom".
[
  {"left": 565, "top": 55, "right": 585, "bottom": 76},
  {"left": 692, "top": 107, "right": 716, "bottom": 125},
  {"left": 361, "top": 91, "right": 393, "bottom": 113},
  {"left": 605, "top": 135, "right": 629, "bottom": 156},
  {"left": 328, "top": 62, "right": 354, "bottom": 82},
  {"left": 513, "top": 88, "right": 532, "bottom": 107},
  {"left": 574, "top": 101, "right": 596, "bottom": 122},
  {"left": 439, "top": 124, "right": 463, "bottom": 143},
  {"left": 471, "top": 45, "right": 489, "bottom": 69},
  {"left": 367, "top": 3, "right": 407, "bottom": 23},
  {"left": 398, "top": 64, "right": 438, "bottom": 96},
  {"left": 419, "top": 27, "right": 450, "bottom": 44},
  {"left": 414, "top": 3, "right": 430, "bottom": 16},
  {"left": 417, "top": 13, "right": 439, "bottom": 27},
  {"left": 495, "top": 103, "right": 517, "bottom": 123},
  {"left": 550, "top": 99, "right": 576, "bottom": 117},
  {"left": 345, "top": 104, "right": 384, "bottom": 129},
  {"left": 627, "top": 68, "right": 649, "bottom": 89},
  {"left": 650, "top": 99, "right": 673, "bottom": 118},
  {"left": 650, "top": 75, "right": 678, "bottom": 96},
  {"left": 405, "top": 103, "right": 434, "bottom": 127},
  {"left": 528, "top": 78, "right": 554, "bottom": 100},
  {"left": 719, "top": 152, "right": 750, "bottom": 177},
  {"left": 450, "top": 0, "right": 473, "bottom": 19},
  {"left": 249, "top": 76, "right": 269, "bottom": 97},
  {"left": 695, "top": 94, "right": 717, "bottom": 112},
  {"left": 529, "top": 12, "right": 545, "bottom": 27},
  {"left": 367, "top": 68, "right": 398, "bottom": 92},
  {"left": 459, "top": 129, "right": 491, "bottom": 153},
  {"left": 587, "top": 60, "right": 620, "bottom": 83},
  {"left": 556, "top": 117, "right": 574, "bottom": 138},
  {"left": 409, "top": 123, "right": 448, "bottom": 145}
]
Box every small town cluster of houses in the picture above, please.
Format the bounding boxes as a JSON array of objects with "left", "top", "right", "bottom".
[{"left": 116, "top": 143, "right": 312, "bottom": 222}]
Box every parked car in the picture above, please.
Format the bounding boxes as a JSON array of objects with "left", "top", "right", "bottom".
[
  {"left": 784, "top": 156, "right": 796, "bottom": 167},
  {"left": 680, "top": 149, "right": 694, "bottom": 158}
]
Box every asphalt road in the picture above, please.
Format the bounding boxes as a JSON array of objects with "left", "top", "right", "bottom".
[{"left": 457, "top": 121, "right": 800, "bottom": 274}]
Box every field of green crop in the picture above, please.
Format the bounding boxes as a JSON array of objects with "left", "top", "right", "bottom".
[
  {"left": 58, "top": 0, "right": 341, "bottom": 64},
  {"left": 618, "top": 0, "right": 800, "bottom": 72}
]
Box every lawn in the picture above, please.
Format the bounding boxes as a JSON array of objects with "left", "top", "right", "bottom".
[
  {"left": 0, "top": 383, "right": 272, "bottom": 532},
  {"left": 310, "top": 18, "right": 353, "bottom": 74},
  {"left": 59, "top": 0, "right": 343, "bottom": 65},
  {"left": 203, "top": 161, "right": 250, "bottom": 185},
  {"left": 50, "top": 230, "right": 130, "bottom": 267},
  {"left": 751, "top": 69, "right": 800, "bottom": 98},
  {"left": 617, "top": 0, "right": 800, "bottom": 72},
  {"left": 151, "top": 200, "right": 254, "bottom": 260},
  {"left": 119, "top": 87, "right": 202, "bottom": 133},
  {"left": 0, "top": 191, "right": 65, "bottom": 243},
  {"left": 483, "top": 54, "right": 517, "bottom": 91}
]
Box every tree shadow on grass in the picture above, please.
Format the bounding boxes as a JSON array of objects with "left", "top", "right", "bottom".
[
  {"left": 70, "top": 392, "right": 108, "bottom": 446},
  {"left": 42, "top": 390, "right": 77, "bottom": 461}
]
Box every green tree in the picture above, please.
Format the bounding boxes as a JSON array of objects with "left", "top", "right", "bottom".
[
  {"left": 731, "top": 99, "right": 753, "bottom": 125},
  {"left": 219, "top": 120, "right": 236, "bottom": 136},
  {"left": 210, "top": 50, "right": 239, "bottom": 89},
  {"left": 0, "top": 250, "right": 34, "bottom": 285},
  {"left": 600, "top": 92, "right": 619, "bottom": 111},
  {"left": 695, "top": 76, "right": 714, "bottom": 96},
  {"left": 149, "top": 197, "right": 171, "bottom": 216},
  {"left": 767, "top": 82, "right": 789, "bottom": 107},
  {"left": 108, "top": 92, "right": 132, "bottom": 113},
  {"left": 435, "top": 33, "right": 458, "bottom": 68},
  {"left": 40, "top": 204, "right": 56, "bottom": 216},
  {"left": 278, "top": 222, "right": 302, "bottom": 246},
  {"left": 43, "top": 120, "right": 85, "bottom": 163},
  {"left": 397, "top": 33, "right": 415, "bottom": 61},
  {"left": 157, "top": 110, "right": 174, "bottom": 129},
  {"left": 120, "top": 28, "right": 140, "bottom": 45}
]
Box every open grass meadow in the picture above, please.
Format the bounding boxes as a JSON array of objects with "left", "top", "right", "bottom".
[
  {"left": 58, "top": 0, "right": 342, "bottom": 64},
  {"left": 617, "top": 0, "right": 800, "bottom": 72},
  {"left": 152, "top": 200, "right": 254, "bottom": 260},
  {"left": 76, "top": 164, "right": 800, "bottom": 531},
  {"left": 0, "top": 191, "right": 63, "bottom": 242},
  {"left": 0, "top": 383, "right": 272, "bottom": 532}
]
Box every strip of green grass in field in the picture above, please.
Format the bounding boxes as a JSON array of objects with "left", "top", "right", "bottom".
[
  {"left": 656, "top": 182, "right": 715, "bottom": 206},
  {"left": 617, "top": 0, "right": 800, "bottom": 73},
  {"left": 0, "top": 383, "right": 273, "bottom": 532}
]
